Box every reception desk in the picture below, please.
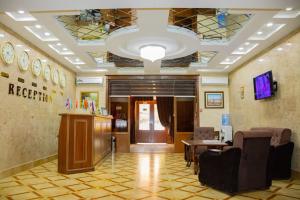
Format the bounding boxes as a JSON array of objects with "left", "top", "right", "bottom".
[{"left": 58, "top": 113, "right": 112, "bottom": 174}]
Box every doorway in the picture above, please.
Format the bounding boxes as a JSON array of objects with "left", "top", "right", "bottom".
[{"left": 135, "top": 100, "right": 167, "bottom": 143}]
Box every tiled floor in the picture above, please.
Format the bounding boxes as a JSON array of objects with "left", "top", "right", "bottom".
[{"left": 0, "top": 153, "right": 299, "bottom": 199}]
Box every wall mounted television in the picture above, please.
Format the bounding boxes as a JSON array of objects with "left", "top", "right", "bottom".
[{"left": 253, "top": 70, "right": 275, "bottom": 100}]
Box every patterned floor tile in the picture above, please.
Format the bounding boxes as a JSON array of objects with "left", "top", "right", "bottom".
[
  {"left": 8, "top": 192, "right": 40, "bottom": 200},
  {"left": 77, "top": 188, "right": 110, "bottom": 198},
  {"left": 0, "top": 153, "right": 300, "bottom": 199}
]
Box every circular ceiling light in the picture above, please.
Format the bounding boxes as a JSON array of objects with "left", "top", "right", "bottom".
[{"left": 140, "top": 45, "right": 166, "bottom": 62}]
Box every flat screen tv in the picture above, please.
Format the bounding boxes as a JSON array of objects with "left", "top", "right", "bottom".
[{"left": 253, "top": 71, "right": 274, "bottom": 100}]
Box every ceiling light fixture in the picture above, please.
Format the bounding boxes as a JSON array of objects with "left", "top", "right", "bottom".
[
  {"left": 17, "top": 10, "right": 25, "bottom": 14},
  {"left": 56, "top": 43, "right": 62, "bottom": 46},
  {"left": 44, "top": 32, "right": 50, "bottom": 36},
  {"left": 24, "top": 49, "right": 30, "bottom": 52},
  {"left": 266, "top": 22, "right": 273, "bottom": 27},
  {"left": 76, "top": 66, "right": 81, "bottom": 69},
  {"left": 140, "top": 45, "right": 166, "bottom": 62},
  {"left": 258, "top": 58, "right": 264, "bottom": 62},
  {"left": 285, "top": 7, "right": 293, "bottom": 11},
  {"left": 224, "top": 65, "right": 230, "bottom": 69},
  {"left": 245, "top": 42, "right": 250, "bottom": 45},
  {"left": 286, "top": 43, "right": 292, "bottom": 46},
  {"left": 35, "top": 24, "right": 42, "bottom": 29},
  {"left": 257, "top": 31, "right": 263, "bottom": 35},
  {"left": 277, "top": 47, "right": 283, "bottom": 51},
  {"left": 16, "top": 44, "right": 23, "bottom": 47},
  {"left": 238, "top": 47, "right": 244, "bottom": 50},
  {"left": 0, "top": 33, "right": 4, "bottom": 38},
  {"left": 63, "top": 48, "right": 68, "bottom": 51}
]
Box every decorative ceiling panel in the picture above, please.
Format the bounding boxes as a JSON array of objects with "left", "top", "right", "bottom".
[
  {"left": 57, "top": 9, "right": 137, "bottom": 40},
  {"left": 169, "top": 8, "right": 251, "bottom": 42},
  {"left": 88, "top": 51, "right": 217, "bottom": 68}
]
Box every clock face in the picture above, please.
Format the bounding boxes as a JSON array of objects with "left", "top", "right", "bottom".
[
  {"left": 59, "top": 71, "right": 66, "bottom": 88},
  {"left": 31, "top": 58, "right": 42, "bottom": 77},
  {"left": 18, "top": 51, "right": 30, "bottom": 71},
  {"left": 52, "top": 68, "right": 59, "bottom": 85},
  {"left": 43, "top": 64, "right": 51, "bottom": 81},
  {"left": 1, "top": 42, "right": 15, "bottom": 64}
]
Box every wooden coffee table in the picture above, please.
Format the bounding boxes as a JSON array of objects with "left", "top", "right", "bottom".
[{"left": 182, "top": 139, "right": 228, "bottom": 174}]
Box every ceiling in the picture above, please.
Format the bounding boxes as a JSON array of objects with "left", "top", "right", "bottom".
[{"left": 0, "top": 0, "right": 299, "bottom": 75}]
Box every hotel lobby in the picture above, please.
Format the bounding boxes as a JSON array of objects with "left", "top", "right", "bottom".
[{"left": 0, "top": 0, "right": 300, "bottom": 199}]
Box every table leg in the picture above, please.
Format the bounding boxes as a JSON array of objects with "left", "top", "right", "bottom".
[
  {"left": 193, "top": 146, "right": 198, "bottom": 175},
  {"left": 185, "top": 145, "right": 192, "bottom": 167}
]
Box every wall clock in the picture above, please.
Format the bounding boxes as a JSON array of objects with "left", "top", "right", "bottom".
[
  {"left": 43, "top": 64, "right": 51, "bottom": 81},
  {"left": 1, "top": 42, "right": 15, "bottom": 65},
  {"left": 52, "top": 68, "right": 59, "bottom": 85},
  {"left": 18, "top": 51, "right": 30, "bottom": 71},
  {"left": 59, "top": 71, "right": 66, "bottom": 88},
  {"left": 31, "top": 58, "right": 42, "bottom": 77}
]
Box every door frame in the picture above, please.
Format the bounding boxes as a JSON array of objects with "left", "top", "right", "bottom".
[{"left": 135, "top": 100, "right": 167, "bottom": 143}]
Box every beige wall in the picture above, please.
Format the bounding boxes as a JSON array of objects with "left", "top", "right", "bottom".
[
  {"left": 229, "top": 31, "right": 300, "bottom": 172},
  {"left": 75, "top": 76, "right": 107, "bottom": 110},
  {"left": 0, "top": 27, "right": 76, "bottom": 172},
  {"left": 199, "top": 80, "right": 230, "bottom": 131}
]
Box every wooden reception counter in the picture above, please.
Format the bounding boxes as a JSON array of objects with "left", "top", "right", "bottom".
[{"left": 58, "top": 113, "right": 113, "bottom": 174}]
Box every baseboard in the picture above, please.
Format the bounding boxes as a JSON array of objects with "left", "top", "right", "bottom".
[
  {"left": 292, "top": 170, "right": 300, "bottom": 179},
  {"left": 0, "top": 154, "right": 57, "bottom": 179}
]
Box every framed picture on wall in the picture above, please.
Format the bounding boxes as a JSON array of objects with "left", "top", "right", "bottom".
[
  {"left": 80, "top": 91, "right": 99, "bottom": 108},
  {"left": 204, "top": 91, "right": 224, "bottom": 109}
]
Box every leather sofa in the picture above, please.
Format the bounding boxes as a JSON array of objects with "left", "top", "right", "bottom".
[
  {"left": 198, "top": 131, "right": 272, "bottom": 194},
  {"left": 251, "top": 127, "right": 294, "bottom": 179}
]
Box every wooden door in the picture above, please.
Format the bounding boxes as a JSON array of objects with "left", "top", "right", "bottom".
[{"left": 136, "top": 101, "right": 167, "bottom": 143}]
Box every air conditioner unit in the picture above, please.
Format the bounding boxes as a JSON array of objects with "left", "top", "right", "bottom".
[
  {"left": 201, "top": 76, "right": 228, "bottom": 85},
  {"left": 76, "top": 76, "right": 103, "bottom": 85}
]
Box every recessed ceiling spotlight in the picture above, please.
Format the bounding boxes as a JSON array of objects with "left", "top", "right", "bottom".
[
  {"left": 63, "top": 48, "right": 68, "bottom": 51},
  {"left": 239, "top": 47, "right": 244, "bottom": 50},
  {"left": 225, "top": 58, "right": 230, "bottom": 61},
  {"left": 258, "top": 58, "right": 264, "bottom": 62},
  {"left": 0, "top": 33, "right": 4, "bottom": 38},
  {"left": 44, "top": 32, "right": 50, "bottom": 36},
  {"left": 224, "top": 65, "right": 230, "bottom": 69},
  {"left": 245, "top": 42, "right": 250, "bottom": 45},
  {"left": 41, "top": 59, "right": 47, "bottom": 62},
  {"left": 35, "top": 24, "right": 42, "bottom": 29},
  {"left": 75, "top": 66, "right": 81, "bottom": 69},
  {"left": 277, "top": 47, "right": 283, "bottom": 51},
  {"left": 286, "top": 43, "right": 292, "bottom": 46},
  {"left": 285, "top": 7, "right": 293, "bottom": 11},
  {"left": 24, "top": 49, "right": 30, "bottom": 52},
  {"left": 75, "top": 58, "right": 80, "bottom": 62},
  {"left": 17, "top": 10, "right": 25, "bottom": 14},
  {"left": 56, "top": 43, "right": 62, "bottom": 46},
  {"left": 257, "top": 31, "right": 263, "bottom": 35},
  {"left": 266, "top": 22, "right": 273, "bottom": 27},
  {"left": 16, "top": 44, "right": 23, "bottom": 47}
]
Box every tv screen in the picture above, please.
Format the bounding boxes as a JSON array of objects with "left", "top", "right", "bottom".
[{"left": 253, "top": 71, "right": 274, "bottom": 100}]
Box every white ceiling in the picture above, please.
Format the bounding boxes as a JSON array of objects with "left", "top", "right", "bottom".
[{"left": 0, "top": 0, "right": 299, "bottom": 75}]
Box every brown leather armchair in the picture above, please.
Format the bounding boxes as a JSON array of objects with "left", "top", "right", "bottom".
[
  {"left": 198, "top": 131, "right": 273, "bottom": 194},
  {"left": 251, "top": 127, "right": 294, "bottom": 179}
]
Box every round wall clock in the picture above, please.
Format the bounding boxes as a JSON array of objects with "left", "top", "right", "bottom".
[
  {"left": 31, "top": 58, "right": 42, "bottom": 77},
  {"left": 18, "top": 51, "right": 30, "bottom": 71},
  {"left": 59, "top": 71, "right": 66, "bottom": 88},
  {"left": 52, "top": 68, "right": 59, "bottom": 85},
  {"left": 43, "top": 64, "right": 51, "bottom": 81},
  {"left": 1, "top": 42, "right": 15, "bottom": 65}
]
